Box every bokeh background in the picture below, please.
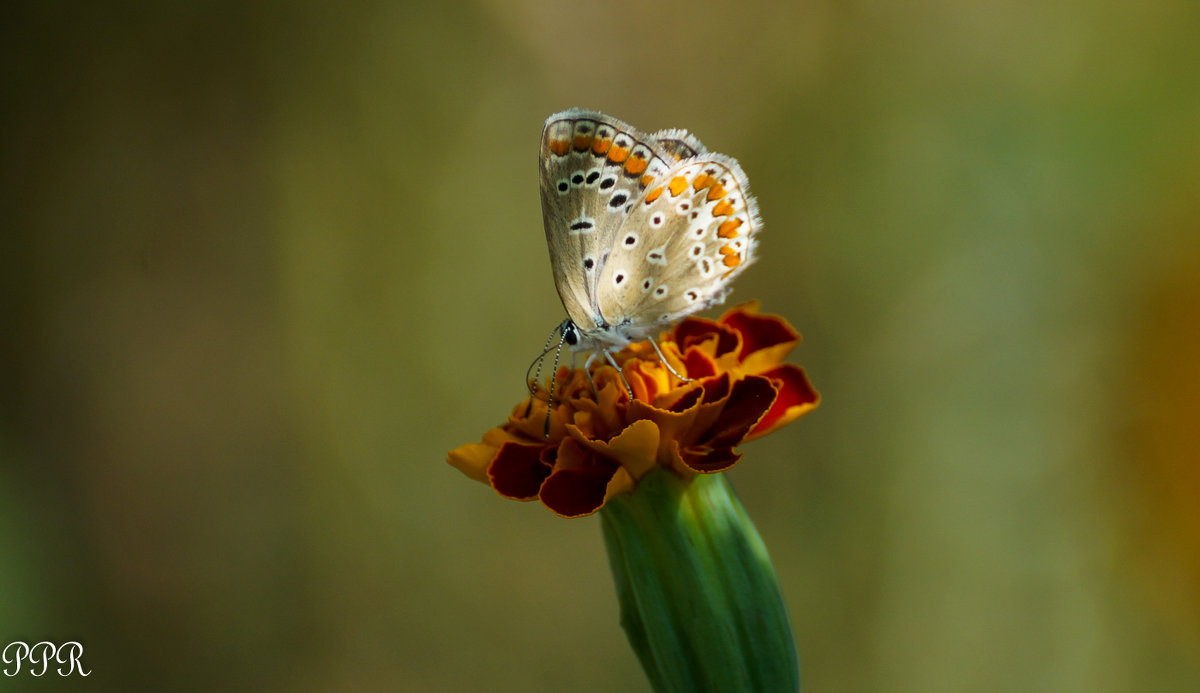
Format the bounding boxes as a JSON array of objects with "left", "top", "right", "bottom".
[{"left": 3, "top": 1, "right": 1198, "bottom": 690}]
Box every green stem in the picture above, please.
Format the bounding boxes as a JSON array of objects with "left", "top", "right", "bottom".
[{"left": 600, "top": 468, "right": 799, "bottom": 693}]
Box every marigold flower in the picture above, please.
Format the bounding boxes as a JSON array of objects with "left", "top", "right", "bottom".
[{"left": 447, "top": 302, "right": 819, "bottom": 518}]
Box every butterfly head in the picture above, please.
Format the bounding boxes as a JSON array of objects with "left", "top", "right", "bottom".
[
  {"left": 526, "top": 318, "right": 632, "bottom": 400},
  {"left": 559, "top": 318, "right": 580, "bottom": 347},
  {"left": 557, "top": 315, "right": 647, "bottom": 355}
]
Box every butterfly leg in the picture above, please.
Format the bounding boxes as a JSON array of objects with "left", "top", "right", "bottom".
[
  {"left": 582, "top": 350, "right": 600, "bottom": 397},
  {"left": 602, "top": 349, "right": 635, "bottom": 399},
  {"left": 649, "top": 338, "right": 692, "bottom": 383}
]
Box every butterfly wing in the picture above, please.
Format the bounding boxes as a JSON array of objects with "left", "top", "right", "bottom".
[
  {"left": 594, "top": 154, "right": 761, "bottom": 340},
  {"left": 539, "top": 110, "right": 679, "bottom": 334},
  {"left": 650, "top": 128, "right": 708, "bottom": 160}
]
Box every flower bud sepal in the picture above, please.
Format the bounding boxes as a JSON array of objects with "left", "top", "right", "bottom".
[{"left": 599, "top": 467, "right": 799, "bottom": 693}]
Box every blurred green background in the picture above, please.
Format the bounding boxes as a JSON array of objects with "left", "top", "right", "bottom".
[{"left": 3, "top": 1, "right": 1198, "bottom": 690}]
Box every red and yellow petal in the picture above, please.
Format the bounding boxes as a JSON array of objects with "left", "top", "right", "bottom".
[
  {"left": 571, "top": 375, "right": 627, "bottom": 436},
  {"left": 569, "top": 418, "right": 661, "bottom": 481},
  {"left": 539, "top": 432, "right": 648, "bottom": 517},
  {"left": 700, "top": 375, "right": 779, "bottom": 449},
  {"left": 628, "top": 357, "right": 674, "bottom": 402},
  {"left": 681, "top": 345, "right": 721, "bottom": 380},
  {"left": 446, "top": 442, "right": 498, "bottom": 484},
  {"left": 488, "top": 441, "right": 553, "bottom": 500},
  {"left": 541, "top": 464, "right": 628, "bottom": 517},
  {"left": 664, "top": 375, "right": 777, "bottom": 474},
  {"left": 720, "top": 303, "right": 801, "bottom": 374},
  {"left": 539, "top": 438, "right": 619, "bottom": 517},
  {"left": 746, "top": 365, "right": 820, "bottom": 441},
  {"left": 670, "top": 439, "right": 744, "bottom": 474},
  {"left": 672, "top": 317, "right": 740, "bottom": 359}
]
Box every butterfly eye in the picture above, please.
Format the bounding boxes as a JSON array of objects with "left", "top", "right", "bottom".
[{"left": 562, "top": 322, "right": 579, "bottom": 345}]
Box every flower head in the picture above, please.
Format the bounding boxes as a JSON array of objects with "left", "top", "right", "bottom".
[{"left": 447, "top": 303, "right": 819, "bottom": 517}]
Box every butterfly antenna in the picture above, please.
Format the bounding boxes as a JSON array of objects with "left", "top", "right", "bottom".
[
  {"left": 524, "top": 325, "right": 561, "bottom": 416},
  {"left": 544, "top": 329, "right": 568, "bottom": 438}
]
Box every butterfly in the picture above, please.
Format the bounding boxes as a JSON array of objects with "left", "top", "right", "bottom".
[{"left": 531, "top": 108, "right": 761, "bottom": 407}]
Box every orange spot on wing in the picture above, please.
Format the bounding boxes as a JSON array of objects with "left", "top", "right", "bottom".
[
  {"left": 719, "top": 245, "right": 736, "bottom": 255},
  {"left": 717, "top": 219, "right": 743, "bottom": 238},
  {"left": 592, "top": 138, "right": 612, "bottom": 155},
  {"left": 573, "top": 134, "right": 593, "bottom": 151},
  {"left": 712, "top": 200, "right": 735, "bottom": 216},
  {"left": 693, "top": 174, "right": 715, "bottom": 190},
  {"left": 706, "top": 184, "right": 726, "bottom": 201},
  {"left": 641, "top": 175, "right": 654, "bottom": 187},
  {"left": 624, "top": 157, "right": 649, "bottom": 176},
  {"left": 608, "top": 146, "right": 630, "bottom": 163},
  {"left": 645, "top": 187, "right": 664, "bottom": 203},
  {"left": 668, "top": 176, "right": 689, "bottom": 196},
  {"left": 722, "top": 252, "right": 742, "bottom": 268},
  {"left": 549, "top": 139, "right": 570, "bottom": 156}
]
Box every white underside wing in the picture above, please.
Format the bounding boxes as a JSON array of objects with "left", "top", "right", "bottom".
[{"left": 539, "top": 109, "right": 761, "bottom": 351}]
